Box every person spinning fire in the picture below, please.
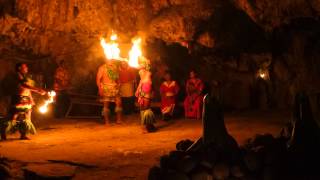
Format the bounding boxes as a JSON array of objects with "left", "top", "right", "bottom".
[
  {"left": 135, "top": 57, "right": 156, "bottom": 133},
  {"left": 0, "top": 63, "right": 46, "bottom": 140},
  {"left": 96, "top": 59, "right": 123, "bottom": 125}
]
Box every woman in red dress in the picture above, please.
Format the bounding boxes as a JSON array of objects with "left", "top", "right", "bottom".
[
  {"left": 184, "top": 70, "right": 204, "bottom": 119},
  {"left": 160, "top": 71, "right": 179, "bottom": 120}
]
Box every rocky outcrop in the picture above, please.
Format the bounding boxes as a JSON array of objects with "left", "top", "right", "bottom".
[
  {"left": 0, "top": 0, "right": 320, "bottom": 110},
  {"left": 234, "top": 0, "right": 320, "bottom": 30}
]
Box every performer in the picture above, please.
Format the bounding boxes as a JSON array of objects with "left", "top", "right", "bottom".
[
  {"left": 96, "top": 59, "right": 122, "bottom": 125},
  {"left": 119, "top": 62, "right": 136, "bottom": 115},
  {"left": 160, "top": 71, "right": 179, "bottom": 120},
  {"left": 184, "top": 70, "right": 204, "bottom": 119},
  {"left": 0, "top": 63, "right": 46, "bottom": 140},
  {"left": 135, "top": 57, "right": 156, "bottom": 133}
]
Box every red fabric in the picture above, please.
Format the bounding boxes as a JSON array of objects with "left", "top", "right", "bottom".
[
  {"left": 160, "top": 81, "right": 179, "bottom": 112},
  {"left": 119, "top": 68, "right": 136, "bottom": 83},
  {"left": 184, "top": 78, "right": 204, "bottom": 119}
]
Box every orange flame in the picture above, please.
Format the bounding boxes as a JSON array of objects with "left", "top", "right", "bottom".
[
  {"left": 39, "top": 91, "right": 56, "bottom": 114},
  {"left": 100, "top": 32, "right": 121, "bottom": 60},
  {"left": 128, "top": 38, "right": 142, "bottom": 68}
]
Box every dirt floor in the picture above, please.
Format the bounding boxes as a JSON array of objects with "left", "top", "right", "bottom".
[{"left": 0, "top": 111, "right": 290, "bottom": 179}]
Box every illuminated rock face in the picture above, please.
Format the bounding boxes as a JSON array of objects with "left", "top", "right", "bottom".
[{"left": 0, "top": 0, "right": 320, "bottom": 110}]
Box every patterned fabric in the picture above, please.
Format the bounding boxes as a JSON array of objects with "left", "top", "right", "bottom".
[
  {"left": 137, "top": 82, "right": 153, "bottom": 109},
  {"left": 99, "top": 83, "right": 120, "bottom": 102},
  {"left": 105, "top": 63, "right": 120, "bottom": 81},
  {"left": 160, "top": 81, "right": 179, "bottom": 115},
  {"left": 184, "top": 78, "right": 204, "bottom": 119},
  {"left": 12, "top": 95, "right": 33, "bottom": 113}
]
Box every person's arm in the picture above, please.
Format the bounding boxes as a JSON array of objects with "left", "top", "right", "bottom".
[
  {"left": 185, "top": 80, "right": 190, "bottom": 95},
  {"left": 20, "top": 82, "right": 46, "bottom": 95},
  {"left": 135, "top": 81, "right": 141, "bottom": 97},
  {"left": 198, "top": 79, "right": 204, "bottom": 94},
  {"left": 96, "top": 67, "right": 103, "bottom": 95}
]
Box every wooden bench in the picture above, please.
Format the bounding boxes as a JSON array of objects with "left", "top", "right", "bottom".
[{"left": 65, "top": 93, "right": 103, "bottom": 119}]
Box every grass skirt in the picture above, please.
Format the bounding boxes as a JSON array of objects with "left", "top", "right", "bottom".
[
  {"left": 140, "top": 109, "right": 155, "bottom": 125},
  {"left": 1, "top": 119, "right": 36, "bottom": 135}
]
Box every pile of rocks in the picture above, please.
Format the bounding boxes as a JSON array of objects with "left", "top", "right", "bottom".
[{"left": 149, "top": 93, "right": 320, "bottom": 180}]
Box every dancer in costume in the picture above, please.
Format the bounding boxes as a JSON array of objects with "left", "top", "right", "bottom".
[
  {"left": 1, "top": 63, "right": 46, "bottom": 140},
  {"left": 160, "top": 71, "right": 179, "bottom": 120},
  {"left": 96, "top": 59, "right": 123, "bottom": 125},
  {"left": 135, "top": 57, "right": 156, "bottom": 133},
  {"left": 184, "top": 70, "right": 204, "bottom": 119}
]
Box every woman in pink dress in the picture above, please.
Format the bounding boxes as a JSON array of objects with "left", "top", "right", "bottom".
[
  {"left": 184, "top": 70, "right": 204, "bottom": 119},
  {"left": 160, "top": 71, "right": 179, "bottom": 120}
]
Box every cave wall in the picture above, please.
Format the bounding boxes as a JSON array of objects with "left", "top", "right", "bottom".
[{"left": 1, "top": 0, "right": 320, "bottom": 111}]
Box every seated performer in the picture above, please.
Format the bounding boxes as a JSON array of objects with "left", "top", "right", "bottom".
[
  {"left": 1, "top": 63, "right": 46, "bottom": 140},
  {"left": 160, "top": 70, "right": 179, "bottom": 120},
  {"left": 96, "top": 59, "right": 122, "bottom": 125},
  {"left": 184, "top": 70, "right": 204, "bottom": 119},
  {"left": 135, "top": 57, "right": 156, "bottom": 133}
]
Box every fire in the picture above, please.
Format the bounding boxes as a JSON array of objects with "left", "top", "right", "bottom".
[
  {"left": 259, "top": 72, "right": 266, "bottom": 79},
  {"left": 100, "top": 32, "right": 121, "bottom": 60},
  {"left": 39, "top": 91, "right": 56, "bottom": 114},
  {"left": 99, "top": 32, "right": 145, "bottom": 68},
  {"left": 128, "top": 38, "right": 142, "bottom": 68}
]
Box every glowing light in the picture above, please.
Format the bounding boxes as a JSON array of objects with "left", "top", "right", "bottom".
[
  {"left": 39, "top": 91, "right": 56, "bottom": 114},
  {"left": 128, "top": 38, "right": 142, "bottom": 68},
  {"left": 100, "top": 32, "right": 121, "bottom": 60},
  {"left": 257, "top": 69, "right": 269, "bottom": 80}
]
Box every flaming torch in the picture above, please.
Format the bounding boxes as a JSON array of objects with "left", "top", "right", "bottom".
[
  {"left": 128, "top": 38, "right": 142, "bottom": 68},
  {"left": 39, "top": 90, "right": 56, "bottom": 114},
  {"left": 100, "top": 32, "right": 121, "bottom": 60}
]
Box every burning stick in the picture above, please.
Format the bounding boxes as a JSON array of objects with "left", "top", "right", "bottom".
[
  {"left": 39, "top": 90, "right": 56, "bottom": 114},
  {"left": 100, "top": 32, "right": 121, "bottom": 60},
  {"left": 128, "top": 38, "right": 142, "bottom": 68}
]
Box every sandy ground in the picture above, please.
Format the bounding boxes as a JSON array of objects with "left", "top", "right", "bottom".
[{"left": 0, "top": 111, "right": 289, "bottom": 179}]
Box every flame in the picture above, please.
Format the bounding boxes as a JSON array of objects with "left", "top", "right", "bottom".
[
  {"left": 100, "top": 32, "right": 121, "bottom": 60},
  {"left": 39, "top": 91, "right": 56, "bottom": 114},
  {"left": 128, "top": 38, "right": 142, "bottom": 68},
  {"left": 259, "top": 72, "right": 266, "bottom": 79}
]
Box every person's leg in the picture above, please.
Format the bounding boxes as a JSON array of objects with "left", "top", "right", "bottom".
[
  {"left": 103, "top": 102, "right": 110, "bottom": 125},
  {"left": 115, "top": 97, "right": 123, "bottom": 124},
  {"left": 19, "top": 111, "right": 29, "bottom": 139},
  {"left": 0, "top": 119, "right": 7, "bottom": 140}
]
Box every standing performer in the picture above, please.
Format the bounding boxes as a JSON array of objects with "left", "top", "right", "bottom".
[
  {"left": 119, "top": 62, "right": 136, "bottom": 115},
  {"left": 1, "top": 63, "right": 46, "bottom": 140},
  {"left": 96, "top": 59, "right": 122, "bottom": 125},
  {"left": 53, "top": 60, "right": 70, "bottom": 118},
  {"left": 184, "top": 70, "right": 204, "bottom": 119},
  {"left": 135, "top": 58, "right": 156, "bottom": 133},
  {"left": 160, "top": 71, "right": 179, "bottom": 120}
]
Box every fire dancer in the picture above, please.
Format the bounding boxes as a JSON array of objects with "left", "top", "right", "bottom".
[
  {"left": 96, "top": 59, "right": 122, "bottom": 125},
  {"left": 135, "top": 57, "right": 156, "bottom": 133},
  {"left": 0, "top": 63, "right": 46, "bottom": 140},
  {"left": 119, "top": 62, "right": 136, "bottom": 115},
  {"left": 160, "top": 70, "right": 179, "bottom": 120},
  {"left": 184, "top": 70, "right": 204, "bottom": 119}
]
